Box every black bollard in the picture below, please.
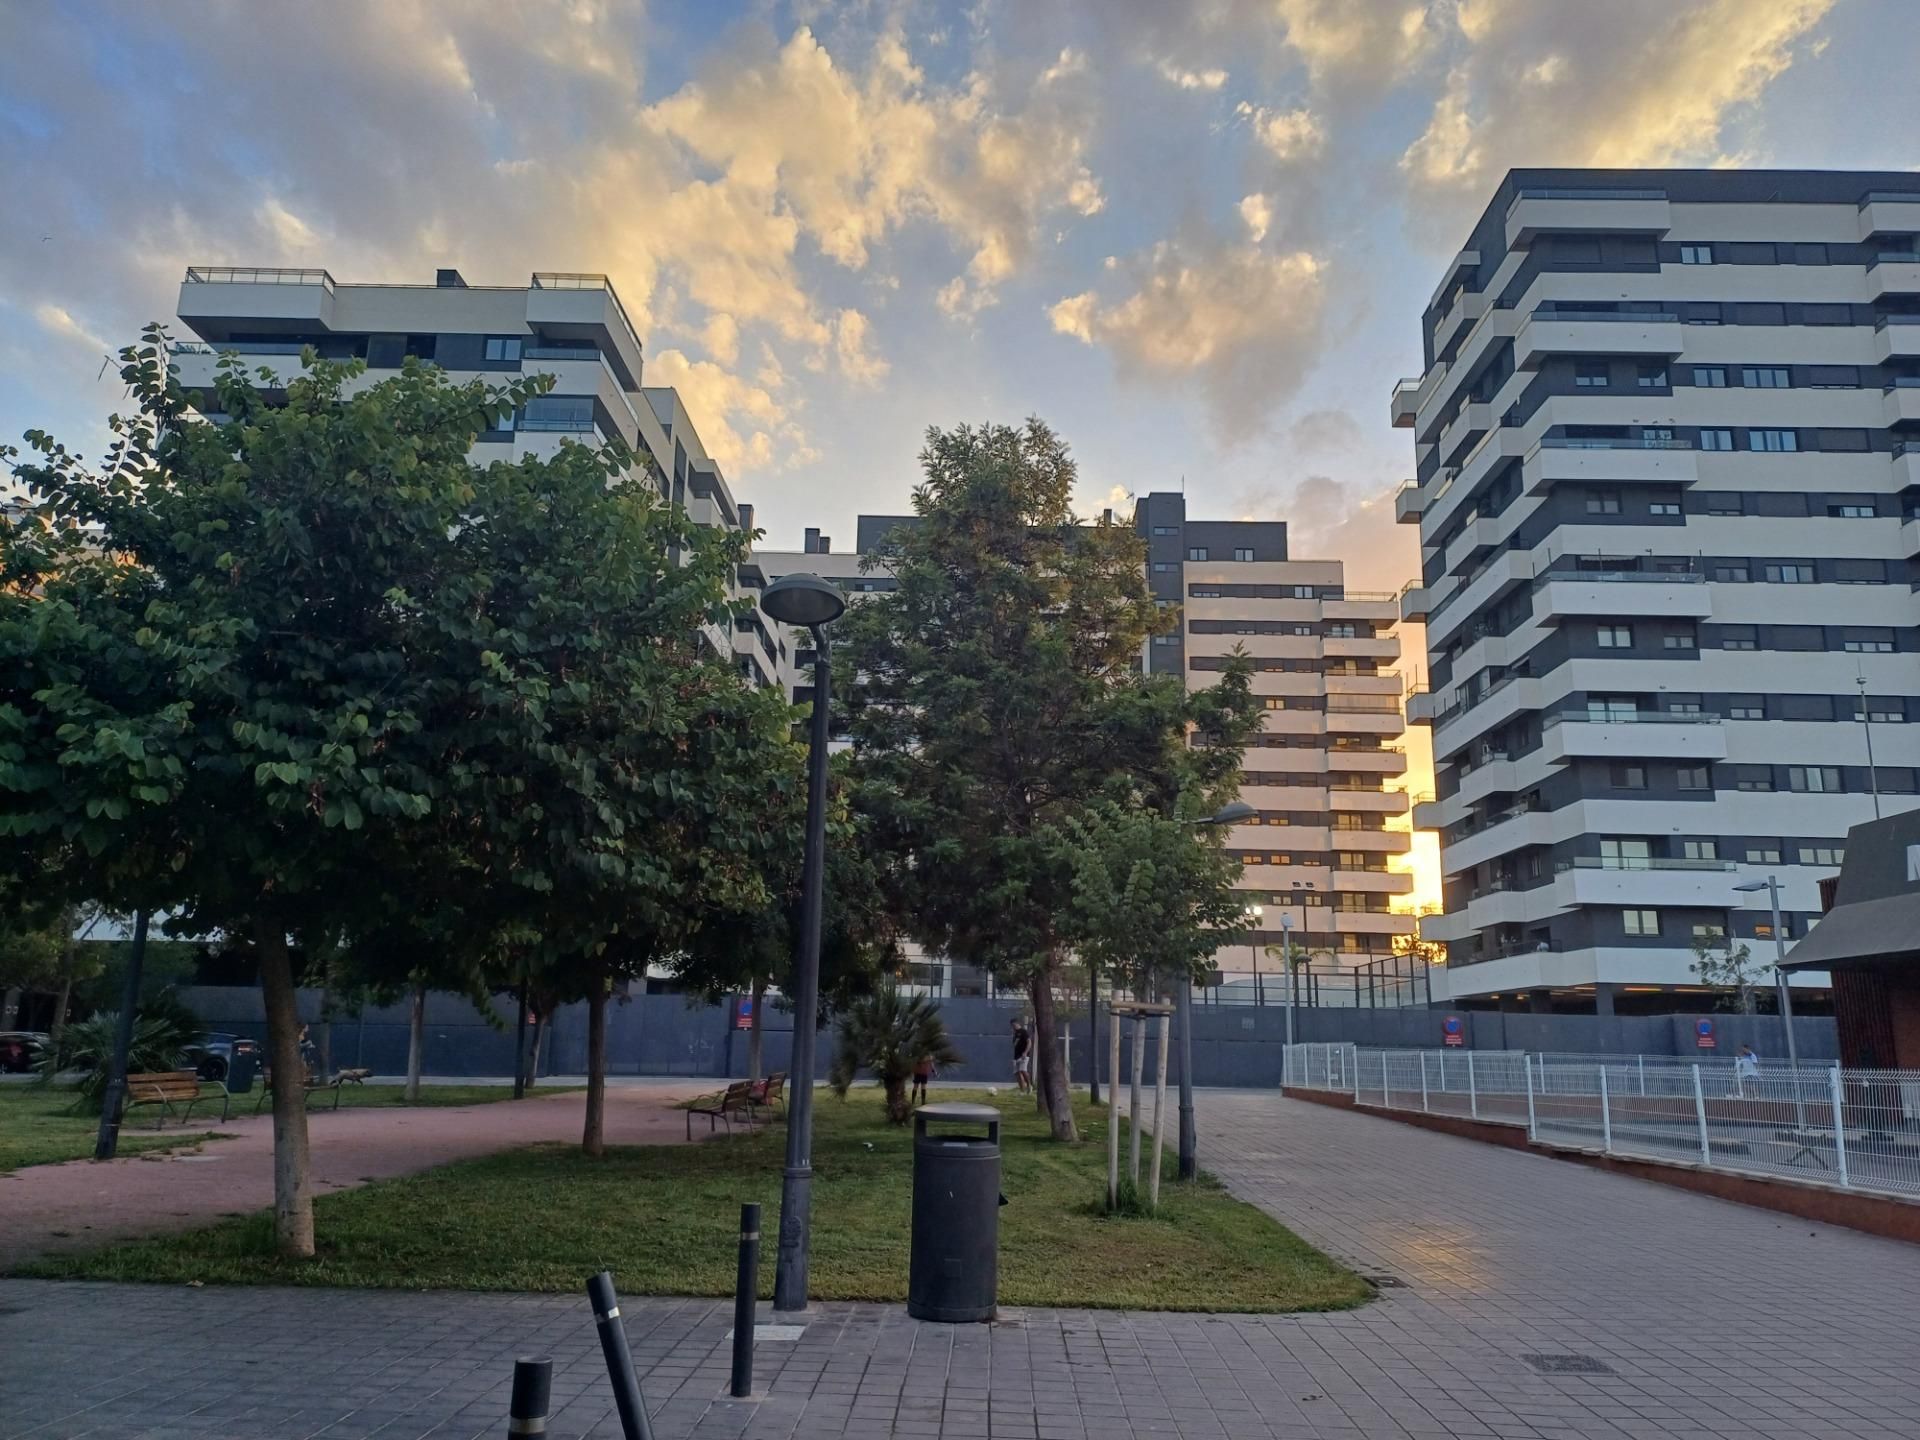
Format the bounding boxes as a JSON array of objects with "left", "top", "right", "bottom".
[
  {"left": 587, "top": 1270, "right": 656, "bottom": 1440},
  {"left": 507, "top": 1356, "right": 551, "bottom": 1437},
  {"left": 731, "top": 1202, "right": 760, "bottom": 1398}
]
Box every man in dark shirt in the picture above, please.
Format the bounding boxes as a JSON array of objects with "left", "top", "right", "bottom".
[{"left": 1011, "top": 1018, "right": 1032, "bottom": 1093}]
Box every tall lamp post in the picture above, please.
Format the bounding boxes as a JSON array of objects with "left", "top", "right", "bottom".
[
  {"left": 760, "top": 572, "right": 847, "bottom": 1313},
  {"left": 1734, "top": 875, "right": 1805, "bottom": 1126},
  {"left": 1246, "top": 905, "right": 1265, "bottom": 1005},
  {"left": 1278, "top": 882, "right": 1314, "bottom": 1052},
  {"left": 1176, "top": 800, "right": 1253, "bottom": 1181}
]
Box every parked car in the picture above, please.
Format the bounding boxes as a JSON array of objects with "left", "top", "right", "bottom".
[
  {"left": 0, "top": 1031, "right": 45, "bottom": 1074},
  {"left": 181, "top": 1032, "right": 261, "bottom": 1083}
]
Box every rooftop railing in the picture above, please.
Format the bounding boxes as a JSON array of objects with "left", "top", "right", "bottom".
[
  {"left": 1511, "top": 186, "right": 1666, "bottom": 204},
  {"left": 185, "top": 265, "right": 335, "bottom": 291}
]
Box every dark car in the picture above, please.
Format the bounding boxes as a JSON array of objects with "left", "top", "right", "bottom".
[
  {"left": 0, "top": 1031, "right": 45, "bottom": 1074},
  {"left": 181, "top": 1032, "right": 262, "bottom": 1082}
]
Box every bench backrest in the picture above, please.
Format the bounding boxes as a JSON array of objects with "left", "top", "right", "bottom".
[
  {"left": 722, "top": 1080, "right": 757, "bottom": 1109},
  {"left": 127, "top": 1071, "right": 202, "bottom": 1100},
  {"left": 759, "top": 1073, "right": 786, "bottom": 1098}
]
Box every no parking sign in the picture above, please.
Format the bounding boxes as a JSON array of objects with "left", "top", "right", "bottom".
[
  {"left": 1442, "top": 1014, "right": 1465, "bottom": 1047},
  {"left": 1695, "top": 1018, "right": 1717, "bottom": 1050}
]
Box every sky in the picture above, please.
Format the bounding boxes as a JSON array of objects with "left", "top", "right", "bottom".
[{"left": 4, "top": 0, "right": 1918, "bottom": 908}]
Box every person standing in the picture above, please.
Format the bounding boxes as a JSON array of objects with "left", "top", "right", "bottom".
[
  {"left": 911, "top": 1053, "right": 935, "bottom": 1107},
  {"left": 1011, "top": 1017, "right": 1032, "bottom": 1093}
]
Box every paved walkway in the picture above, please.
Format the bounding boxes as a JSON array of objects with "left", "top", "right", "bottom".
[
  {"left": 0, "top": 1084, "right": 707, "bottom": 1268},
  {"left": 5, "top": 1092, "right": 1920, "bottom": 1438}
]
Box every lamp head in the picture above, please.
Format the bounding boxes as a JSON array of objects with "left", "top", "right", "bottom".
[
  {"left": 1732, "top": 881, "right": 1768, "bottom": 893},
  {"left": 1200, "top": 800, "right": 1254, "bottom": 827},
  {"left": 761, "top": 572, "right": 847, "bottom": 629}
]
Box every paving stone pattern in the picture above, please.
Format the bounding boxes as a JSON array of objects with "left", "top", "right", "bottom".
[{"left": 5, "top": 1092, "right": 1920, "bottom": 1438}]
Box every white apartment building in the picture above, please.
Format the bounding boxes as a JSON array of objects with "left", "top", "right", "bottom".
[
  {"left": 1395, "top": 170, "right": 1920, "bottom": 1014},
  {"left": 1135, "top": 493, "right": 1415, "bottom": 997},
  {"left": 170, "top": 265, "right": 794, "bottom": 693}
]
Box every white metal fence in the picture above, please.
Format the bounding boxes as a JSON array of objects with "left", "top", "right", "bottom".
[{"left": 1284, "top": 1042, "right": 1920, "bottom": 1203}]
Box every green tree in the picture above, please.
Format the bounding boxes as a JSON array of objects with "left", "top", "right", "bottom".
[
  {"left": 1690, "top": 935, "right": 1761, "bottom": 1013},
  {"left": 828, "top": 987, "right": 963, "bottom": 1123},
  {"left": 839, "top": 419, "right": 1243, "bottom": 1140}
]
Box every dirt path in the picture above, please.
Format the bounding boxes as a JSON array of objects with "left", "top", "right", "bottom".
[{"left": 0, "top": 1082, "right": 710, "bottom": 1267}]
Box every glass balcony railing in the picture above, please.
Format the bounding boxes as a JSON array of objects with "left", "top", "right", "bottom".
[
  {"left": 1873, "top": 313, "right": 1920, "bottom": 328},
  {"left": 1512, "top": 186, "right": 1666, "bottom": 204},
  {"left": 1529, "top": 306, "right": 1678, "bottom": 323},
  {"left": 1536, "top": 434, "right": 1693, "bottom": 451},
  {"left": 1555, "top": 856, "right": 1736, "bottom": 873},
  {"left": 1541, "top": 709, "right": 1720, "bottom": 729},
  {"left": 185, "top": 265, "right": 335, "bottom": 291},
  {"left": 1538, "top": 567, "right": 1704, "bottom": 584}
]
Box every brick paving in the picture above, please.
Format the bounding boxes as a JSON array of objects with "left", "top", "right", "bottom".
[{"left": 5, "top": 1091, "right": 1920, "bottom": 1438}]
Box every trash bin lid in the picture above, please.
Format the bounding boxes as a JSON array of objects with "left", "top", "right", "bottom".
[{"left": 916, "top": 1102, "right": 1000, "bottom": 1123}]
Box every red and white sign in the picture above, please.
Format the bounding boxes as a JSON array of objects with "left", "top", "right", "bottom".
[
  {"left": 1695, "top": 1018, "right": 1716, "bottom": 1050},
  {"left": 1442, "top": 1015, "right": 1465, "bottom": 1047}
]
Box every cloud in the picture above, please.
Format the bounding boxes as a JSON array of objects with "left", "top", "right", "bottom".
[
  {"left": 1400, "top": 0, "right": 1835, "bottom": 206},
  {"left": 1237, "top": 102, "right": 1326, "bottom": 163},
  {"left": 1156, "top": 60, "right": 1229, "bottom": 91},
  {"left": 1049, "top": 230, "right": 1326, "bottom": 441},
  {"left": 1274, "top": 0, "right": 1434, "bottom": 84},
  {"left": 34, "top": 303, "right": 109, "bottom": 355},
  {"left": 701, "top": 312, "right": 741, "bottom": 366},
  {"left": 1288, "top": 408, "right": 1363, "bottom": 454},
  {"left": 645, "top": 347, "right": 819, "bottom": 473},
  {"left": 1238, "top": 193, "right": 1273, "bottom": 243},
  {"left": 832, "top": 308, "right": 889, "bottom": 384}
]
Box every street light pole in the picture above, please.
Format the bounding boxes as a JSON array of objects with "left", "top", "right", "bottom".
[
  {"left": 760, "top": 573, "right": 846, "bottom": 1314},
  {"left": 1860, "top": 675, "right": 1882, "bottom": 819},
  {"left": 1736, "top": 874, "right": 1804, "bottom": 1127},
  {"left": 1278, "top": 911, "right": 1293, "bottom": 1047}
]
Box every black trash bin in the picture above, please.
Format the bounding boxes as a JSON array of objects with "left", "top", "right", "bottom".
[
  {"left": 908, "top": 1102, "right": 1001, "bottom": 1323},
  {"left": 224, "top": 1045, "right": 261, "bottom": 1095}
]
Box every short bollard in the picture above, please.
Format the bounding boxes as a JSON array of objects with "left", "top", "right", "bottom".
[
  {"left": 587, "top": 1270, "right": 657, "bottom": 1440},
  {"left": 731, "top": 1202, "right": 760, "bottom": 1399},
  {"left": 507, "top": 1356, "right": 552, "bottom": 1437}
]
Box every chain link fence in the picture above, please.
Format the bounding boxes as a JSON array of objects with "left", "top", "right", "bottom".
[{"left": 1284, "top": 1042, "right": 1920, "bottom": 1203}]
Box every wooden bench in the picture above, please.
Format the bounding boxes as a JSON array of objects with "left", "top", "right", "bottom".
[
  {"left": 748, "top": 1071, "right": 787, "bottom": 1118},
  {"left": 124, "top": 1070, "right": 231, "bottom": 1128},
  {"left": 253, "top": 1067, "right": 373, "bottom": 1115},
  {"left": 687, "top": 1080, "right": 760, "bottom": 1139}
]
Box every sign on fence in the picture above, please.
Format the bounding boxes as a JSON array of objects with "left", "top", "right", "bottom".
[
  {"left": 1442, "top": 1015, "right": 1465, "bottom": 1047},
  {"left": 1695, "top": 1018, "right": 1716, "bottom": 1050}
]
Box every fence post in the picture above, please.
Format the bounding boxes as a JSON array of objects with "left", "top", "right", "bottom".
[
  {"left": 1598, "top": 1066, "right": 1612, "bottom": 1154},
  {"left": 1352, "top": 1046, "right": 1362, "bottom": 1101},
  {"left": 1524, "top": 1054, "right": 1537, "bottom": 1140},
  {"left": 1638, "top": 1054, "right": 1646, "bottom": 1097},
  {"left": 1691, "top": 1064, "right": 1711, "bottom": 1166},
  {"left": 1419, "top": 1052, "right": 1430, "bottom": 1113},
  {"left": 1829, "top": 1065, "right": 1850, "bottom": 1190},
  {"left": 1467, "top": 1051, "right": 1478, "bottom": 1120}
]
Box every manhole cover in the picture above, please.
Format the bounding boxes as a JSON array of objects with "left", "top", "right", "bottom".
[
  {"left": 1521, "top": 1353, "right": 1615, "bottom": 1376},
  {"left": 1364, "top": 1274, "right": 1408, "bottom": 1289},
  {"left": 727, "top": 1324, "right": 806, "bottom": 1342}
]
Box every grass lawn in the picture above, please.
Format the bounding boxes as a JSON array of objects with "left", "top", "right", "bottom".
[
  {"left": 16, "top": 1087, "right": 1371, "bottom": 1313},
  {"left": 0, "top": 1087, "right": 225, "bottom": 1173},
  {"left": 322, "top": 1082, "right": 580, "bottom": 1110}
]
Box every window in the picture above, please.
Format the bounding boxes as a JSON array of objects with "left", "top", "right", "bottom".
[
  {"left": 1679, "top": 244, "right": 1714, "bottom": 265},
  {"left": 1843, "top": 631, "right": 1895, "bottom": 653},
  {"left": 1601, "top": 838, "right": 1652, "bottom": 869},
  {"left": 1719, "top": 628, "right": 1758, "bottom": 653},
  {"left": 1597, "top": 624, "right": 1633, "bottom": 648},
  {"left": 1650, "top": 500, "right": 1681, "bottom": 516},
  {"left": 1232, "top": 547, "right": 1255, "bottom": 562},
  {"left": 1749, "top": 429, "right": 1799, "bottom": 452},
  {"left": 1712, "top": 563, "right": 1750, "bottom": 582},
  {"left": 1800, "top": 846, "right": 1844, "bottom": 866},
  {"left": 1692, "top": 366, "right": 1727, "bottom": 388},
  {"left": 1683, "top": 302, "right": 1723, "bottom": 325},
  {"left": 1774, "top": 624, "right": 1822, "bottom": 650},
  {"left": 1623, "top": 909, "right": 1660, "bottom": 936},
  {"left": 1151, "top": 525, "right": 1176, "bottom": 536},
  {"left": 1835, "top": 559, "right": 1885, "bottom": 584},
  {"left": 483, "top": 336, "right": 523, "bottom": 362},
  {"left": 1290, "top": 624, "right": 1315, "bottom": 636},
  {"left": 1676, "top": 765, "right": 1711, "bottom": 791},
  {"left": 1637, "top": 363, "right": 1669, "bottom": 388},
  {"left": 1706, "top": 493, "right": 1744, "bottom": 515},
  {"left": 1191, "top": 588, "right": 1221, "bottom": 598},
  {"left": 1819, "top": 428, "right": 1872, "bottom": 453},
  {"left": 1608, "top": 763, "right": 1647, "bottom": 789},
  {"left": 1682, "top": 839, "right": 1719, "bottom": 860},
  {"left": 1788, "top": 766, "right": 1843, "bottom": 793},
  {"left": 1781, "top": 696, "right": 1833, "bottom": 722},
  {"left": 1699, "top": 429, "right": 1735, "bottom": 452},
  {"left": 1187, "top": 547, "right": 1208, "bottom": 561},
  {"left": 1747, "top": 844, "right": 1783, "bottom": 864},
  {"left": 1589, "top": 695, "right": 1639, "bottom": 721},
  {"left": 1263, "top": 697, "right": 1288, "bottom": 710},
  {"left": 1291, "top": 585, "right": 1316, "bottom": 599},
  {"left": 1863, "top": 701, "right": 1905, "bottom": 723},
  {"left": 1735, "top": 768, "right": 1775, "bottom": 792},
  {"left": 1151, "top": 561, "right": 1176, "bottom": 572},
  {"left": 1326, "top": 623, "right": 1359, "bottom": 638},
  {"left": 1584, "top": 489, "right": 1622, "bottom": 515},
  {"left": 1829, "top": 503, "right": 1875, "bottom": 518},
  {"left": 1152, "top": 634, "right": 1178, "bottom": 646},
  {"left": 1575, "top": 361, "right": 1610, "bottom": 388},
  {"left": 1742, "top": 367, "right": 1791, "bottom": 389},
  {"left": 1763, "top": 562, "right": 1816, "bottom": 584},
  {"left": 1692, "top": 923, "right": 1727, "bottom": 941},
  {"left": 1663, "top": 627, "right": 1696, "bottom": 650}
]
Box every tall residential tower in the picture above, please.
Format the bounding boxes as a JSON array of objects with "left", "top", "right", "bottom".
[{"left": 1395, "top": 171, "right": 1920, "bottom": 1013}]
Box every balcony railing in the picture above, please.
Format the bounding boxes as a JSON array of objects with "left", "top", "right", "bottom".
[
  {"left": 1887, "top": 377, "right": 1920, "bottom": 389},
  {"left": 1870, "top": 252, "right": 1920, "bottom": 268},
  {"left": 1530, "top": 307, "right": 1679, "bottom": 323},
  {"left": 185, "top": 265, "right": 335, "bottom": 291},
  {"left": 516, "top": 417, "right": 598, "bottom": 433},
  {"left": 1541, "top": 709, "right": 1720, "bottom": 729},
  {"left": 1327, "top": 697, "right": 1403, "bottom": 714},
  {"left": 1536, "top": 435, "right": 1693, "bottom": 451},
  {"left": 1554, "top": 856, "right": 1736, "bottom": 873},
  {"left": 1539, "top": 567, "right": 1703, "bottom": 584},
  {"left": 531, "top": 272, "right": 642, "bottom": 363},
  {"left": 1873, "top": 313, "right": 1920, "bottom": 329},
  {"left": 1511, "top": 186, "right": 1666, "bottom": 204}
]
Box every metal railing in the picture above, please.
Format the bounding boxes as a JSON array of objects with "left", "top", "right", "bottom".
[
  {"left": 1285, "top": 1044, "right": 1920, "bottom": 1203},
  {"left": 185, "top": 265, "right": 335, "bottom": 290}
]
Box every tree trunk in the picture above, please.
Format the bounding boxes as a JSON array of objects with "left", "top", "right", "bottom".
[
  {"left": 583, "top": 981, "right": 607, "bottom": 1157},
  {"left": 1028, "top": 973, "right": 1078, "bottom": 1141},
  {"left": 1032, "top": 982, "right": 1053, "bottom": 1119},
  {"left": 404, "top": 983, "right": 425, "bottom": 1102},
  {"left": 50, "top": 973, "right": 74, "bottom": 1043},
  {"left": 317, "top": 981, "right": 333, "bottom": 1079},
  {"left": 1, "top": 988, "right": 20, "bottom": 1030},
  {"left": 527, "top": 1013, "right": 546, "bottom": 1089},
  {"left": 884, "top": 1076, "right": 910, "bottom": 1124},
  {"left": 748, "top": 975, "right": 767, "bottom": 1083},
  {"left": 256, "top": 916, "right": 314, "bottom": 1259}
]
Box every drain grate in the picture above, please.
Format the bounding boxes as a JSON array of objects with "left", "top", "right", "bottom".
[
  {"left": 1521, "top": 1353, "right": 1615, "bottom": 1376},
  {"left": 1363, "top": 1274, "right": 1408, "bottom": 1289}
]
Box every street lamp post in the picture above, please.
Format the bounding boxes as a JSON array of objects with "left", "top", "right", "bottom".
[
  {"left": 1734, "top": 875, "right": 1805, "bottom": 1127},
  {"left": 1176, "top": 800, "right": 1253, "bottom": 1183},
  {"left": 1247, "top": 905, "right": 1265, "bottom": 1006},
  {"left": 760, "top": 573, "right": 847, "bottom": 1314},
  {"left": 1859, "top": 675, "right": 1882, "bottom": 819}
]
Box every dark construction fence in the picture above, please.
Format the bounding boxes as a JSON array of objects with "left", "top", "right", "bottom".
[{"left": 174, "top": 986, "right": 1838, "bottom": 1089}]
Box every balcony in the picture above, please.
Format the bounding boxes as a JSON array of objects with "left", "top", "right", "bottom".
[
  {"left": 178, "top": 266, "right": 338, "bottom": 335},
  {"left": 1552, "top": 856, "right": 1744, "bottom": 911},
  {"left": 1522, "top": 436, "right": 1697, "bottom": 494},
  {"left": 1534, "top": 570, "right": 1711, "bottom": 622},
  {"left": 1885, "top": 378, "right": 1920, "bottom": 427},
  {"left": 1868, "top": 254, "right": 1920, "bottom": 297},
  {"left": 527, "top": 273, "right": 644, "bottom": 390},
  {"left": 1404, "top": 687, "right": 1440, "bottom": 726},
  {"left": 1897, "top": 445, "right": 1920, "bottom": 490},
  {"left": 1515, "top": 308, "right": 1683, "bottom": 370},
  {"left": 1444, "top": 808, "right": 1555, "bottom": 876},
  {"left": 1410, "top": 795, "right": 1444, "bottom": 831},
  {"left": 1425, "top": 550, "right": 1536, "bottom": 649},
  {"left": 1505, "top": 187, "right": 1670, "bottom": 249},
  {"left": 1440, "top": 514, "right": 1505, "bottom": 578},
  {"left": 1904, "top": 518, "right": 1920, "bottom": 559},
  {"left": 1872, "top": 314, "right": 1920, "bottom": 363},
  {"left": 1437, "top": 401, "right": 1493, "bottom": 465},
  {"left": 1399, "top": 581, "right": 1429, "bottom": 624},
  {"left": 1433, "top": 291, "right": 1489, "bottom": 358},
  {"left": 1857, "top": 193, "right": 1920, "bottom": 242},
  {"left": 1434, "top": 674, "right": 1541, "bottom": 755},
  {"left": 1328, "top": 788, "right": 1410, "bottom": 814},
  {"left": 1539, "top": 710, "right": 1728, "bottom": 765},
  {"left": 1390, "top": 377, "right": 1421, "bottom": 429},
  {"left": 1394, "top": 479, "right": 1428, "bottom": 524},
  {"left": 1324, "top": 635, "right": 1400, "bottom": 661}
]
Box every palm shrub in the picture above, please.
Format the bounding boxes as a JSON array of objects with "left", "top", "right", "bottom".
[
  {"left": 33, "top": 997, "right": 200, "bottom": 1112},
  {"left": 828, "top": 987, "right": 963, "bottom": 1123}
]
